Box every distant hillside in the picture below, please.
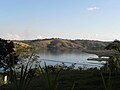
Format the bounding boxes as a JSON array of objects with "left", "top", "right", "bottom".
[
  {"left": 14, "top": 41, "right": 31, "bottom": 49},
  {"left": 13, "top": 41, "right": 32, "bottom": 55},
  {"left": 19, "top": 38, "right": 110, "bottom": 51}
]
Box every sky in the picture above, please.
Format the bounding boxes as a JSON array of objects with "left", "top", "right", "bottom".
[{"left": 0, "top": 0, "right": 120, "bottom": 41}]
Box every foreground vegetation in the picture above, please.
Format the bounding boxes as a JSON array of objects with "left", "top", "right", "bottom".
[{"left": 1, "top": 68, "right": 120, "bottom": 90}]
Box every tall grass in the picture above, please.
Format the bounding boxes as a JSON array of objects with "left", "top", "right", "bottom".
[
  {"left": 9, "top": 53, "right": 36, "bottom": 90},
  {"left": 71, "top": 82, "right": 75, "bottom": 90},
  {"left": 39, "top": 62, "right": 61, "bottom": 90},
  {"left": 39, "top": 62, "right": 76, "bottom": 90},
  {"left": 101, "top": 71, "right": 112, "bottom": 90},
  {"left": 11, "top": 62, "right": 32, "bottom": 90}
]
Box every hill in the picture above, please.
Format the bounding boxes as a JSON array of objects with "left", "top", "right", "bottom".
[
  {"left": 19, "top": 38, "right": 110, "bottom": 51},
  {"left": 13, "top": 41, "right": 33, "bottom": 56}
]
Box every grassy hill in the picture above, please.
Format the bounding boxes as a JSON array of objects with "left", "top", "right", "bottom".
[
  {"left": 19, "top": 38, "right": 110, "bottom": 51},
  {"left": 13, "top": 41, "right": 33, "bottom": 56}
]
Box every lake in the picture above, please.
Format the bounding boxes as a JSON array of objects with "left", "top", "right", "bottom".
[{"left": 37, "top": 50, "right": 106, "bottom": 69}]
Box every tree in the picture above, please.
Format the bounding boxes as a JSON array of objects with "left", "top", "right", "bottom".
[
  {"left": 105, "top": 40, "right": 120, "bottom": 72},
  {"left": 0, "top": 38, "right": 18, "bottom": 71},
  {"left": 106, "top": 40, "right": 120, "bottom": 53}
]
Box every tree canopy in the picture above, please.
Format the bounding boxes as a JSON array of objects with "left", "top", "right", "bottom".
[
  {"left": 106, "top": 40, "right": 120, "bottom": 53},
  {"left": 105, "top": 40, "right": 120, "bottom": 72},
  {"left": 0, "top": 38, "right": 18, "bottom": 71}
]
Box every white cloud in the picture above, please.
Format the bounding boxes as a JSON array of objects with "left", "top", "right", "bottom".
[
  {"left": 6, "top": 33, "right": 21, "bottom": 40},
  {"left": 87, "top": 6, "right": 99, "bottom": 11},
  {"left": 34, "top": 35, "right": 43, "bottom": 39},
  {"left": 14, "top": 34, "right": 20, "bottom": 38}
]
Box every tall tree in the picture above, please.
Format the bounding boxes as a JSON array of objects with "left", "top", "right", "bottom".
[
  {"left": 0, "top": 38, "right": 18, "bottom": 71},
  {"left": 105, "top": 40, "right": 120, "bottom": 72}
]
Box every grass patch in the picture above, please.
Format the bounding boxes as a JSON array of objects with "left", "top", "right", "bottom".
[{"left": 1, "top": 69, "right": 120, "bottom": 90}]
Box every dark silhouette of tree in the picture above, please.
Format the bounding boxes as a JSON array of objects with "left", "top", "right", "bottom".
[
  {"left": 106, "top": 40, "right": 120, "bottom": 53},
  {"left": 0, "top": 38, "right": 18, "bottom": 71},
  {"left": 105, "top": 40, "right": 120, "bottom": 72}
]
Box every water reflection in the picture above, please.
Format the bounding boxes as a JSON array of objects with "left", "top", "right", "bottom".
[{"left": 36, "top": 50, "right": 105, "bottom": 68}]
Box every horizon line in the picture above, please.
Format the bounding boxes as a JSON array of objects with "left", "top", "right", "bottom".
[{"left": 7, "top": 37, "right": 115, "bottom": 42}]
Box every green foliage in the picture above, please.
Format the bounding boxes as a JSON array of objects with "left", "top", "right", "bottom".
[
  {"left": 0, "top": 38, "right": 18, "bottom": 71},
  {"left": 0, "top": 75, "right": 3, "bottom": 85},
  {"left": 105, "top": 40, "right": 120, "bottom": 73},
  {"left": 106, "top": 40, "right": 120, "bottom": 52},
  {"left": 11, "top": 62, "right": 32, "bottom": 90},
  {"left": 28, "top": 68, "right": 41, "bottom": 77},
  {"left": 39, "top": 63, "right": 61, "bottom": 90},
  {"left": 101, "top": 72, "right": 112, "bottom": 90},
  {"left": 4, "top": 46, "right": 38, "bottom": 89},
  {"left": 71, "top": 82, "right": 75, "bottom": 90},
  {"left": 39, "top": 63, "right": 76, "bottom": 90}
]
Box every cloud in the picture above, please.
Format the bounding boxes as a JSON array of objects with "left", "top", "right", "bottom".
[
  {"left": 14, "top": 34, "right": 20, "bottom": 38},
  {"left": 87, "top": 6, "right": 99, "bottom": 11},
  {"left": 6, "top": 33, "right": 20, "bottom": 40}
]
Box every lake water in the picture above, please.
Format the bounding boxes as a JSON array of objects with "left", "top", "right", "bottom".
[{"left": 37, "top": 50, "right": 105, "bottom": 69}]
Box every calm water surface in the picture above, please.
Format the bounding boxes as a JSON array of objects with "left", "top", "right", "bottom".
[{"left": 37, "top": 50, "right": 105, "bottom": 68}]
